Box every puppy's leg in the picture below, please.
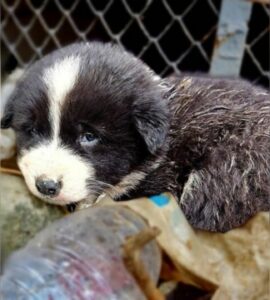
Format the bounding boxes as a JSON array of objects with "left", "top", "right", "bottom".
[{"left": 180, "top": 146, "right": 270, "bottom": 232}]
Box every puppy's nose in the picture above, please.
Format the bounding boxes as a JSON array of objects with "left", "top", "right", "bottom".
[{"left": 35, "top": 179, "right": 61, "bottom": 196}]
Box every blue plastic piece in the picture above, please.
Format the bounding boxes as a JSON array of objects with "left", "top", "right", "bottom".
[{"left": 149, "top": 194, "right": 169, "bottom": 207}]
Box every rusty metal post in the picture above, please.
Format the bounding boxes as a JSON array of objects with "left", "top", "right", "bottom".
[{"left": 210, "top": 0, "right": 252, "bottom": 76}]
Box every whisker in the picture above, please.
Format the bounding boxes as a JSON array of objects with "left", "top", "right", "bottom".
[{"left": 88, "top": 179, "right": 120, "bottom": 193}]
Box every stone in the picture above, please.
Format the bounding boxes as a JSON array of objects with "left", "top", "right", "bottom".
[{"left": 1, "top": 173, "right": 65, "bottom": 263}]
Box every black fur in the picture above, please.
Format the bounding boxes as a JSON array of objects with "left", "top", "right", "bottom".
[{"left": 2, "top": 42, "right": 269, "bottom": 232}]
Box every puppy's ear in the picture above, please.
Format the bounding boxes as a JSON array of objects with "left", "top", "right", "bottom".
[
  {"left": 133, "top": 96, "right": 169, "bottom": 155},
  {"left": 1, "top": 106, "right": 13, "bottom": 129},
  {"left": 1, "top": 91, "right": 15, "bottom": 129}
]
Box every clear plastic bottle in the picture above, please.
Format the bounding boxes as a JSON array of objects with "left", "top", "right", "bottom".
[{"left": 0, "top": 206, "right": 161, "bottom": 300}]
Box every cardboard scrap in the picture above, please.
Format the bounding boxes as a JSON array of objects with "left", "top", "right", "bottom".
[{"left": 92, "top": 193, "right": 269, "bottom": 300}]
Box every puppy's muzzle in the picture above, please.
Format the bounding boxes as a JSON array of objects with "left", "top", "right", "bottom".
[{"left": 35, "top": 178, "right": 62, "bottom": 197}]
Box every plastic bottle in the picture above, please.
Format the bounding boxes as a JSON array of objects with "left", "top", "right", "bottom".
[{"left": 0, "top": 206, "right": 161, "bottom": 300}]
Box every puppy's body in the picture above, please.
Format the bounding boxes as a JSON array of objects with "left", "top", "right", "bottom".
[
  {"left": 1, "top": 42, "right": 269, "bottom": 232},
  {"left": 128, "top": 76, "right": 270, "bottom": 231}
]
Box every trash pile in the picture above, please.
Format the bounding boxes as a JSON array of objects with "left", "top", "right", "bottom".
[{"left": 1, "top": 183, "right": 268, "bottom": 299}]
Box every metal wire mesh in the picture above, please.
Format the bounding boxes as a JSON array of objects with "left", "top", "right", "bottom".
[
  {"left": 241, "top": 3, "right": 270, "bottom": 87},
  {"left": 1, "top": 0, "right": 269, "bottom": 87}
]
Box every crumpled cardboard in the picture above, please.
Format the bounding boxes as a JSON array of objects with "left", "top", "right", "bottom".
[{"left": 89, "top": 193, "right": 269, "bottom": 300}]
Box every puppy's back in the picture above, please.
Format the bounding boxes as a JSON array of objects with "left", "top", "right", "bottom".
[{"left": 168, "top": 75, "right": 270, "bottom": 231}]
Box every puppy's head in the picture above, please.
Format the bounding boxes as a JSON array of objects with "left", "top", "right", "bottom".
[{"left": 1, "top": 42, "right": 169, "bottom": 205}]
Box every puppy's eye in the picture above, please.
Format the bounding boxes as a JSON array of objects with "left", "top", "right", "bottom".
[
  {"left": 21, "top": 125, "right": 38, "bottom": 136},
  {"left": 79, "top": 132, "right": 98, "bottom": 145}
]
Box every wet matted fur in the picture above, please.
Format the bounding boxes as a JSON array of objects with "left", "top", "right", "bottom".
[{"left": 167, "top": 75, "right": 270, "bottom": 231}]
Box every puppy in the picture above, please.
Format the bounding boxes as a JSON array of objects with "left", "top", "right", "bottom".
[{"left": 1, "top": 42, "right": 269, "bottom": 232}]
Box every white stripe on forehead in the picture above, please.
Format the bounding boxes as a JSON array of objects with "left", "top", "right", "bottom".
[{"left": 43, "top": 55, "right": 81, "bottom": 140}]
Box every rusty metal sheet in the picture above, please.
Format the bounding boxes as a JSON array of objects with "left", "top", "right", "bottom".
[{"left": 210, "top": 0, "right": 252, "bottom": 76}]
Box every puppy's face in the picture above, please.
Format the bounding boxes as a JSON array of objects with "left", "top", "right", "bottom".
[{"left": 1, "top": 43, "right": 169, "bottom": 206}]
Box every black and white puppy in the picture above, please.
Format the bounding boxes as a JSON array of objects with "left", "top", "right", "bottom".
[{"left": 1, "top": 42, "right": 269, "bottom": 232}]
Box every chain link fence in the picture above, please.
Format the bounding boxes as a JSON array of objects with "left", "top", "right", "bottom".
[
  {"left": 1, "top": 0, "right": 269, "bottom": 87},
  {"left": 241, "top": 3, "right": 269, "bottom": 87}
]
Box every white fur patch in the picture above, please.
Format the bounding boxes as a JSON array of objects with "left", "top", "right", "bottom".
[
  {"left": 76, "top": 170, "right": 147, "bottom": 209},
  {"left": 180, "top": 171, "right": 201, "bottom": 204},
  {"left": 43, "top": 55, "right": 81, "bottom": 140},
  {"left": 106, "top": 170, "right": 147, "bottom": 199},
  {"left": 18, "top": 144, "right": 96, "bottom": 205},
  {"left": 105, "top": 157, "right": 164, "bottom": 200}
]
